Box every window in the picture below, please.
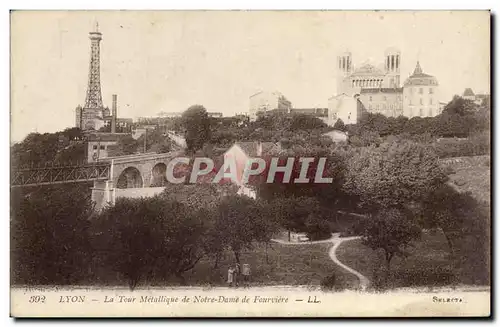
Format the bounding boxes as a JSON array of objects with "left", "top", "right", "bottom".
[
  {"left": 428, "top": 108, "right": 433, "bottom": 116},
  {"left": 429, "top": 98, "right": 433, "bottom": 105},
  {"left": 93, "top": 145, "right": 97, "bottom": 150},
  {"left": 383, "top": 96, "right": 387, "bottom": 101},
  {"left": 420, "top": 98, "right": 423, "bottom": 105},
  {"left": 429, "top": 87, "right": 433, "bottom": 94},
  {"left": 369, "top": 96, "right": 372, "bottom": 101},
  {"left": 419, "top": 108, "right": 424, "bottom": 116},
  {"left": 100, "top": 145, "right": 105, "bottom": 150},
  {"left": 419, "top": 88, "right": 423, "bottom": 94}
]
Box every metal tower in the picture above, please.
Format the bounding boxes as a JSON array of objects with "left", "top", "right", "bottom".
[{"left": 84, "top": 21, "right": 104, "bottom": 110}]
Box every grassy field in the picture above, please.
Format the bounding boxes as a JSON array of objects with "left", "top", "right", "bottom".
[
  {"left": 175, "top": 242, "right": 359, "bottom": 289},
  {"left": 335, "top": 230, "right": 490, "bottom": 289},
  {"left": 17, "top": 241, "right": 360, "bottom": 289},
  {"left": 442, "top": 155, "right": 490, "bottom": 204}
]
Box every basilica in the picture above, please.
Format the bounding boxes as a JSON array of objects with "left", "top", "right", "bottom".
[{"left": 328, "top": 48, "right": 441, "bottom": 125}]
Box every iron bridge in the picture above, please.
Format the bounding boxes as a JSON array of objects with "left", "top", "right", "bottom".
[{"left": 11, "top": 163, "right": 111, "bottom": 187}]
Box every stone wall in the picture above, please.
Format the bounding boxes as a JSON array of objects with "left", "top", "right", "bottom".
[{"left": 115, "top": 186, "right": 166, "bottom": 199}]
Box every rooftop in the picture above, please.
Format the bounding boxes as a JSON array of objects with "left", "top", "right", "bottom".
[
  {"left": 404, "top": 61, "right": 438, "bottom": 86},
  {"left": 351, "top": 63, "right": 385, "bottom": 76},
  {"left": 360, "top": 88, "right": 403, "bottom": 94},
  {"left": 86, "top": 132, "right": 130, "bottom": 142},
  {"left": 408, "top": 61, "right": 435, "bottom": 79},
  {"left": 463, "top": 88, "right": 475, "bottom": 96},
  {"left": 234, "top": 141, "right": 278, "bottom": 157}
]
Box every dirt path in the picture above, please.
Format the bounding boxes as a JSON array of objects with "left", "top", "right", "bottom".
[
  {"left": 329, "top": 237, "right": 370, "bottom": 290},
  {"left": 270, "top": 235, "right": 337, "bottom": 244},
  {"left": 271, "top": 234, "right": 370, "bottom": 290}
]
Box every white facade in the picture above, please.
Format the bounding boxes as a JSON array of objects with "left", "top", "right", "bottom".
[
  {"left": 248, "top": 91, "right": 292, "bottom": 121},
  {"left": 328, "top": 93, "right": 362, "bottom": 125},
  {"left": 402, "top": 62, "right": 441, "bottom": 118},
  {"left": 332, "top": 48, "right": 441, "bottom": 123},
  {"left": 402, "top": 83, "right": 441, "bottom": 118}
]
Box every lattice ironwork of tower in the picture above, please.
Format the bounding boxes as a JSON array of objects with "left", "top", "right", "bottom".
[{"left": 84, "top": 22, "right": 104, "bottom": 110}]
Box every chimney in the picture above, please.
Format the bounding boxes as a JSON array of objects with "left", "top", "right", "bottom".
[
  {"left": 111, "top": 94, "right": 117, "bottom": 133},
  {"left": 257, "top": 141, "right": 263, "bottom": 156}
]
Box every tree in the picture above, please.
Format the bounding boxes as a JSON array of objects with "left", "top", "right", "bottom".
[
  {"left": 54, "top": 142, "right": 87, "bottom": 164},
  {"left": 136, "top": 129, "right": 172, "bottom": 154},
  {"left": 343, "top": 140, "right": 448, "bottom": 211},
  {"left": 405, "top": 117, "right": 436, "bottom": 135},
  {"left": 418, "top": 184, "right": 490, "bottom": 284},
  {"left": 442, "top": 95, "right": 477, "bottom": 116},
  {"left": 289, "top": 114, "right": 327, "bottom": 131},
  {"left": 211, "top": 195, "right": 277, "bottom": 264},
  {"left": 61, "top": 127, "right": 84, "bottom": 141},
  {"left": 108, "top": 135, "right": 138, "bottom": 156},
  {"left": 254, "top": 145, "right": 347, "bottom": 204},
  {"left": 11, "top": 184, "right": 94, "bottom": 285},
  {"left": 420, "top": 184, "right": 488, "bottom": 253},
  {"left": 94, "top": 196, "right": 209, "bottom": 289},
  {"left": 333, "top": 119, "right": 346, "bottom": 132},
  {"left": 431, "top": 96, "right": 481, "bottom": 138},
  {"left": 11, "top": 132, "right": 60, "bottom": 166},
  {"left": 361, "top": 208, "right": 421, "bottom": 284},
  {"left": 159, "top": 184, "right": 237, "bottom": 269},
  {"left": 348, "top": 130, "right": 382, "bottom": 147},
  {"left": 267, "top": 196, "right": 327, "bottom": 241},
  {"left": 181, "top": 105, "right": 211, "bottom": 153},
  {"left": 357, "top": 112, "right": 396, "bottom": 136}
]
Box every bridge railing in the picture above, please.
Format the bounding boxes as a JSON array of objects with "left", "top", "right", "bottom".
[{"left": 11, "top": 163, "right": 111, "bottom": 187}]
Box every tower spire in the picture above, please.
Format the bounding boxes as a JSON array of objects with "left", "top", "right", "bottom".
[
  {"left": 413, "top": 61, "right": 423, "bottom": 75},
  {"left": 84, "top": 22, "right": 104, "bottom": 110}
]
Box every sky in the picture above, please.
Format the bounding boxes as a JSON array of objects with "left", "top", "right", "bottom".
[{"left": 11, "top": 10, "right": 490, "bottom": 142}]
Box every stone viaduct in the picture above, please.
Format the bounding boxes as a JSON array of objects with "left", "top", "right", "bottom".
[{"left": 91, "top": 150, "right": 184, "bottom": 211}]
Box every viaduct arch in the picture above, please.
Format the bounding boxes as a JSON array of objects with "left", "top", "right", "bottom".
[{"left": 91, "top": 151, "right": 182, "bottom": 210}]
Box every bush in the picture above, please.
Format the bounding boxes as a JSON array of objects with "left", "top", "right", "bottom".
[
  {"left": 320, "top": 273, "right": 351, "bottom": 291},
  {"left": 433, "top": 132, "right": 490, "bottom": 158},
  {"left": 340, "top": 220, "right": 365, "bottom": 237},
  {"left": 395, "top": 267, "right": 456, "bottom": 288},
  {"left": 305, "top": 215, "right": 331, "bottom": 241},
  {"left": 369, "top": 263, "right": 455, "bottom": 290},
  {"left": 320, "top": 273, "right": 337, "bottom": 291},
  {"left": 443, "top": 165, "right": 456, "bottom": 175}
]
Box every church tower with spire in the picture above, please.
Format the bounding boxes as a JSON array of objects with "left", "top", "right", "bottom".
[{"left": 329, "top": 48, "right": 441, "bottom": 125}]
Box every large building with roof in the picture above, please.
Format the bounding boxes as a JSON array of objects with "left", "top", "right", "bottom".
[
  {"left": 402, "top": 61, "right": 440, "bottom": 118},
  {"left": 223, "top": 141, "right": 281, "bottom": 198},
  {"left": 462, "top": 88, "right": 490, "bottom": 106},
  {"left": 248, "top": 91, "right": 293, "bottom": 121},
  {"left": 329, "top": 48, "right": 441, "bottom": 124}
]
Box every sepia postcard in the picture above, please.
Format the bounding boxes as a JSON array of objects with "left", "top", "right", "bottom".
[{"left": 10, "top": 10, "right": 491, "bottom": 318}]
